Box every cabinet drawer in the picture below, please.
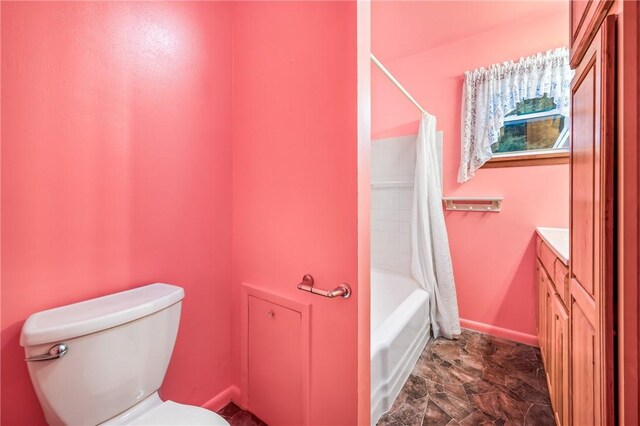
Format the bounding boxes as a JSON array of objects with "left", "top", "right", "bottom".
[
  {"left": 539, "top": 240, "right": 557, "bottom": 283},
  {"left": 554, "top": 259, "right": 569, "bottom": 307}
]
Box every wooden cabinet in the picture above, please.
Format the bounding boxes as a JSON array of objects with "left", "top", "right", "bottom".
[
  {"left": 569, "top": 14, "right": 616, "bottom": 426},
  {"left": 537, "top": 245, "right": 569, "bottom": 425},
  {"left": 569, "top": 0, "right": 614, "bottom": 67},
  {"left": 541, "top": 6, "right": 618, "bottom": 426}
]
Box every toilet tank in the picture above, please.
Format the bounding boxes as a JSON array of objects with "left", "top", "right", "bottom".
[{"left": 20, "top": 284, "right": 185, "bottom": 426}]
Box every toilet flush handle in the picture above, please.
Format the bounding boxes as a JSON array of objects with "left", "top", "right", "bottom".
[{"left": 25, "top": 343, "right": 69, "bottom": 362}]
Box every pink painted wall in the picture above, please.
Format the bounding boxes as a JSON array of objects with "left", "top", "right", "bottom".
[
  {"left": 231, "top": 2, "right": 360, "bottom": 424},
  {"left": 372, "top": 2, "right": 570, "bottom": 343},
  {"left": 1, "top": 2, "right": 234, "bottom": 424}
]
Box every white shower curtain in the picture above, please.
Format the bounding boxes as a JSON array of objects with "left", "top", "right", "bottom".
[{"left": 411, "top": 113, "right": 461, "bottom": 339}]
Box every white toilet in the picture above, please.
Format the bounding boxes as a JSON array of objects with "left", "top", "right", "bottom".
[{"left": 20, "top": 283, "right": 230, "bottom": 426}]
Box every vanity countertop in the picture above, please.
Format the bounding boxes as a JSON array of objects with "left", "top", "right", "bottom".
[{"left": 536, "top": 227, "right": 569, "bottom": 266}]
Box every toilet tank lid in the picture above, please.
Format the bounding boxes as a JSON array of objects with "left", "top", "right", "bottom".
[{"left": 20, "top": 283, "right": 185, "bottom": 347}]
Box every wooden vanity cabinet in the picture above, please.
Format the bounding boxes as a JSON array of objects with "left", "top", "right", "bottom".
[{"left": 536, "top": 243, "right": 569, "bottom": 426}]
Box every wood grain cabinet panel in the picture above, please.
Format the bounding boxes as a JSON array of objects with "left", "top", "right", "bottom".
[
  {"left": 540, "top": 239, "right": 559, "bottom": 281},
  {"left": 545, "top": 273, "right": 557, "bottom": 406},
  {"left": 570, "top": 0, "right": 614, "bottom": 67},
  {"left": 570, "top": 279, "right": 599, "bottom": 426},
  {"left": 552, "top": 292, "right": 570, "bottom": 426},
  {"left": 569, "top": 15, "right": 616, "bottom": 426},
  {"left": 539, "top": 265, "right": 553, "bottom": 368},
  {"left": 555, "top": 259, "right": 570, "bottom": 306},
  {"left": 537, "top": 260, "right": 545, "bottom": 351},
  {"left": 571, "top": 57, "right": 596, "bottom": 298}
]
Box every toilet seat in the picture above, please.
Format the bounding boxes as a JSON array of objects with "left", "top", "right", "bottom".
[
  {"left": 128, "top": 401, "right": 229, "bottom": 426},
  {"left": 101, "top": 393, "right": 229, "bottom": 426}
]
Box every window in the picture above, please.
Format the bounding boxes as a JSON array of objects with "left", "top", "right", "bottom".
[
  {"left": 459, "top": 48, "right": 573, "bottom": 180},
  {"left": 484, "top": 95, "right": 570, "bottom": 168}
]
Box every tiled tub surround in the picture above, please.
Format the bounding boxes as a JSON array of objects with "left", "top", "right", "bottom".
[
  {"left": 370, "top": 134, "right": 443, "bottom": 275},
  {"left": 378, "top": 329, "right": 554, "bottom": 425},
  {"left": 371, "top": 185, "right": 414, "bottom": 273},
  {"left": 371, "top": 135, "right": 416, "bottom": 275}
]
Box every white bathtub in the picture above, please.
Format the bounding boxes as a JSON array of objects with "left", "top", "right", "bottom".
[{"left": 370, "top": 268, "right": 430, "bottom": 425}]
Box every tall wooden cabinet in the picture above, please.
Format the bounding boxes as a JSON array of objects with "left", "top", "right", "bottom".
[
  {"left": 538, "top": 2, "right": 616, "bottom": 425},
  {"left": 569, "top": 1, "right": 615, "bottom": 424}
]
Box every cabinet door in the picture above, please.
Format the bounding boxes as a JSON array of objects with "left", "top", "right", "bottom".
[
  {"left": 537, "top": 261, "right": 545, "bottom": 348},
  {"left": 552, "top": 293, "right": 569, "bottom": 426},
  {"left": 546, "top": 279, "right": 554, "bottom": 377},
  {"left": 547, "top": 278, "right": 557, "bottom": 408},
  {"left": 248, "top": 296, "right": 303, "bottom": 426},
  {"left": 541, "top": 267, "right": 554, "bottom": 377},
  {"left": 569, "top": 15, "right": 616, "bottom": 425},
  {"left": 570, "top": 0, "right": 613, "bottom": 67},
  {"left": 569, "top": 279, "right": 598, "bottom": 426}
]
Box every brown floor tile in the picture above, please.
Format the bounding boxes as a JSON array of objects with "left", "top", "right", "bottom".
[
  {"left": 505, "top": 377, "right": 552, "bottom": 405},
  {"left": 458, "top": 409, "right": 494, "bottom": 425},
  {"left": 378, "top": 413, "right": 402, "bottom": 425},
  {"left": 524, "top": 403, "right": 556, "bottom": 426},
  {"left": 468, "top": 391, "right": 526, "bottom": 424},
  {"left": 422, "top": 399, "right": 452, "bottom": 426},
  {"left": 395, "top": 397, "right": 428, "bottom": 426},
  {"left": 378, "top": 329, "right": 554, "bottom": 426},
  {"left": 404, "top": 374, "right": 430, "bottom": 399},
  {"left": 218, "top": 403, "right": 267, "bottom": 426},
  {"left": 443, "top": 382, "right": 469, "bottom": 403},
  {"left": 218, "top": 402, "right": 242, "bottom": 420},
  {"left": 429, "top": 392, "right": 475, "bottom": 421}
]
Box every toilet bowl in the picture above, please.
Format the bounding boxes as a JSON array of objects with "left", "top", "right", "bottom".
[{"left": 20, "top": 283, "right": 229, "bottom": 426}]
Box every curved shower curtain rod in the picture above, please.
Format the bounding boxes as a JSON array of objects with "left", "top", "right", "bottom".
[{"left": 370, "top": 53, "right": 428, "bottom": 115}]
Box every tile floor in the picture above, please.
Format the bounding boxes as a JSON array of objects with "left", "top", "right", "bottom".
[
  {"left": 378, "top": 329, "right": 555, "bottom": 425},
  {"left": 218, "top": 402, "right": 268, "bottom": 426}
]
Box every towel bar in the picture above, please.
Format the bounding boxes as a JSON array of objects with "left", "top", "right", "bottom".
[
  {"left": 297, "top": 275, "right": 351, "bottom": 299},
  {"left": 442, "top": 196, "right": 503, "bottom": 212}
]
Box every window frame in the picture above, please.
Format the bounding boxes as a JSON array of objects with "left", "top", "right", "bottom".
[{"left": 483, "top": 106, "right": 570, "bottom": 168}]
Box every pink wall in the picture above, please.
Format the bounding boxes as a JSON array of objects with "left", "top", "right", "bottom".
[
  {"left": 1, "top": 2, "right": 234, "bottom": 424},
  {"left": 2, "top": 2, "right": 364, "bottom": 424},
  {"left": 231, "top": 2, "right": 360, "bottom": 424},
  {"left": 372, "top": 2, "right": 570, "bottom": 343}
]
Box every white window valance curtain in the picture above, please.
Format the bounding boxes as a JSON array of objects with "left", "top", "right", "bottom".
[{"left": 458, "top": 47, "right": 574, "bottom": 183}]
